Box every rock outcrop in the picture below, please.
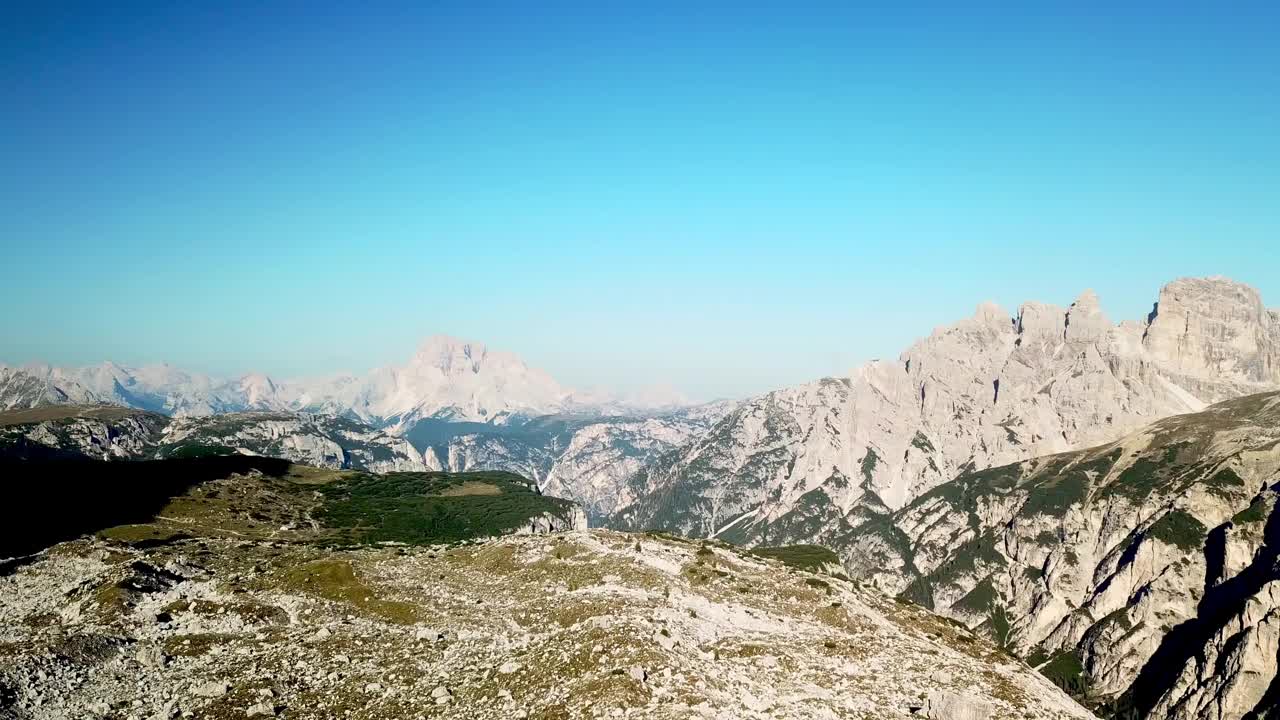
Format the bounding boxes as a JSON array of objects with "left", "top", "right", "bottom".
[
  {"left": 159, "top": 412, "right": 426, "bottom": 472},
  {"left": 0, "top": 407, "right": 425, "bottom": 472},
  {"left": 0, "top": 406, "right": 168, "bottom": 461},
  {"left": 514, "top": 507, "right": 589, "bottom": 535}
]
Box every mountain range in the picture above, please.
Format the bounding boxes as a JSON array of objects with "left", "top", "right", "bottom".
[
  {"left": 0, "top": 335, "right": 689, "bottom": 427},
  {"left": 613, "top": 277, "right": 1280, "bottom": 546},
  {"left": 6, "top": 277, "right": 1277, "bottom": 535},
  {"left": 5, "top": 275, "right": 1280, "bottom": 718}
]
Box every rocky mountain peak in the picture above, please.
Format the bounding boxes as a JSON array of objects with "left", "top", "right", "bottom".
[
  {"left": 1014, "top": 300, "right": 1067, "bottom": 341},
  {"left": 1064, "top": 288, "right": 1109, "bottom": 344},
  {"left": 411, "top": 334, "right": 497, "bottom": 375},
  {"left": 235, "top": 373, "right": 281, "bottom": 406},
  {"left": 1142, "top": 276, "right": 1279, "bottom": 386}
]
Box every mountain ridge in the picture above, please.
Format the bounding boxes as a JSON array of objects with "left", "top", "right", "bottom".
[
  {"left": 611, "top": 276, "right": 1280, "bottom": 548},
  {"left": 0, "top": 335, "right": 693, "bottom": 426}
]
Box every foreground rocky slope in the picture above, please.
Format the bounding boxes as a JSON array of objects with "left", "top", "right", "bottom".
[
  {"left": 613, "top": 277, "right": 1280, "bottom": 554},
  {"left": 0, "top": 458, "right": 1091, "bottom": 719},
  {"left": 0, "top": 407, "right": 425, "bottom": 472},
  {"left": 845, "top": 391, "right": 1280, "bottom": 719}
]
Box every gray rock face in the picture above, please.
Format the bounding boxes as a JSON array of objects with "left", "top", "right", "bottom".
[
  {"left": 420, "top": 402, "right": 736, "bottom": 522},
  {"left": 159, "top": 412, "right": 426, "bottom": 472},
  {"left": 922, "top": 689, "right": 994, "bottom": 720},
  {"left": 0, "top": 367, "right": 69, "bottom": 410},
  {"left": 0, "top": 407, "right": 424, "bottom": 472},
  {"left": 510, "top": 507, "right": 589, "bottom": 535},
  {"left": 614, "top": 378, "right": 856, "bottom": 541},
  {"left": 847, "top": 391, "right": 1280, "bottom": 720},
  {"left": 612, "top": 278, "right": 1280, "bottom": 554},
  {"left": 1143, "top": 277, "right": 1280, "bottom": 388},
  {"left": 0, "top": 406, "right": 168, "bottom": 460}
]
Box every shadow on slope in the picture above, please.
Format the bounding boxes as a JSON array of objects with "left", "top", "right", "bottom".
[
  {"left": 0, "top": 455, "right": 292, "bottom": 558},
  {"left": 1117, "top": 497, "right": 1280, "bottom": 719}
]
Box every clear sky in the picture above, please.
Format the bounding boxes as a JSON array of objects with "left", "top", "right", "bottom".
[{"left": 2, "top": 2, "right": 1277, "bottom": 400}]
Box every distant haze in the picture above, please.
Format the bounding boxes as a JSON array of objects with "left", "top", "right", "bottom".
[{"left": 2, "top": 4, "right": 1277, "bottom": 400}]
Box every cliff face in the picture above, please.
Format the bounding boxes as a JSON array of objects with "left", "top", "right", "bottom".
[{"left": 847, "top": 391, "right": 1280, "bottom": 719}]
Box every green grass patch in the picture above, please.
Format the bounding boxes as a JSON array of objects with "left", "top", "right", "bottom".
[
  {"left": 1025, "top": 647, "right": 1049, "bottom": 667},
  {"left": 1146, "top": 510, "right": 1208, "bottom": 551},
  {"left": 909, "top": 432, "right": 935, "bottom": 454},
  {"left": 860, "top": 448, "right": 881, "bottom": 484},
  {"left": 954, "top": 576, "right": 998, "bottom": 615},
  {"left": 156, "top": 443, "right": 242, "bottom": 460},
  {"left": 282, "top": 560, "right": 420, "bottom": 624},
  {"left": 1099, "top": 444, "right": 1187, "bottom": 501},
  {"left": 1203, "top": 467, "right": 1246, "bottom": 497},
  {"left": 1021, "top": 469, "right": 1090, "bottom": 517},
  {"left": 1232, "top": 498, "right": 1269, "bottom": 525},
  {"left": 1040, "top": 650, "right": 1088, "bottom": 697},
  {"left": 751, "top": 544, "right": 840, "bottom": 573},
  {"left": 315, "top": 470, "right": 578, "bottom": 545},
  {"left": 1033, "top": 530, "right": 1058, "bottom": 546}
]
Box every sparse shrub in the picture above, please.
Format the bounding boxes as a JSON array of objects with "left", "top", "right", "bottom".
[{"left": 805, "top": 578, "right": 831, "bottom": 593}]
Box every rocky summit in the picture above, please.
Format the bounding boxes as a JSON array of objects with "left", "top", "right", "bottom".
[{"left": 0, "top": 457, "right": 1090, "bottom": 720}]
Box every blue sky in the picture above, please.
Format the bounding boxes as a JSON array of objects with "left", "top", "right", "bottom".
[{"left": 2, "top": 2, "right": 1277, "bottom": 400}]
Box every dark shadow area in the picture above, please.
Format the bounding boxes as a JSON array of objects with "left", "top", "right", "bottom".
[
  {"left": 1120, "top": 507, "right": 1280, "bottom": 718},
  {"left": 0, "top": 553, "right": 41, "bottom": 578},
  {"left": 0, "top": 436, "right": 98, "bottom": 461},
  {"left": 0, "top": 455, "right": 292, "bottom": 558},
  {"left": 1205, "top": 522, "right": 1229, "bottom": 590}
]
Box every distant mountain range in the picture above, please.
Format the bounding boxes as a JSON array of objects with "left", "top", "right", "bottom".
[{"left": 0, "top": 334, "right": 691, "bottom": 427}]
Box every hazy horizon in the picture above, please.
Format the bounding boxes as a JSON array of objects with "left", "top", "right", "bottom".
[
  {"left": 4, "top": 3, "right": 1278, "bottom": 399},
  {"left": 5, "top": 276, "right": 1274, "bottom": 404}
]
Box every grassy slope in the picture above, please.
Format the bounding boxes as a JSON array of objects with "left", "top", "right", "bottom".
[
  {"left": 1, "top": 458, "right": 579, "bottom": 559},
  {"left": 751, "top": 544, "right": 841, "bottom": 573}
]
